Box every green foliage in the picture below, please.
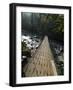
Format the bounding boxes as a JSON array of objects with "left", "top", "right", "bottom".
[
  {"left": 21, "top": 41, "right": 31, "bottom": 57},
  {"left": 40, "top": 14, "right": 64, "bottom": 33},
  {"left": 22, "top": 12, "right": 64, "bottom": 41}
]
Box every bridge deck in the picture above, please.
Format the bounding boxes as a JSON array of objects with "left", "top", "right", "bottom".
[{"left": 22, "top": 36, "right": 57, "bottom": 77}]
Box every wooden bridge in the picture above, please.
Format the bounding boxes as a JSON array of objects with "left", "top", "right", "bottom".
[{"left": 22, "top": 36, "right": 57, "bottom": 77}]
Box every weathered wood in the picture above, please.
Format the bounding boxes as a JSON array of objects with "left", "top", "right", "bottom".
[{"left": 23, "top": 36, "right": 57, "bottom": 77}]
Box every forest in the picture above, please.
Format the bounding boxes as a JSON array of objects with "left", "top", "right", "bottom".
[
  {"left": 21, "top": 12, "right": 64, "bottom": 76},
  {"left": 21, "top": 12, "right": 64, "bottom": 42}
]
